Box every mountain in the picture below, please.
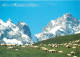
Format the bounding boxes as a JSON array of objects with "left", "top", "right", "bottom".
[
  {"left": 0, "top": 18, "right": 33, "bottom": 45},
  {"left": 35, "top": 13, "right": 80, "bottom": 41}
]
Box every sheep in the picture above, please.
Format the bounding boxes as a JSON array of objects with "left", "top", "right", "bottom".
[
  {"left": 68, "top": 43, "right": 72, "bottom": 45},
  {"left": 1, "top": 43, "right": 6, "bottom": 46},
  {"left": 11, "top": 44, "right": 16, "bottom": 46},
  {"left": 25, "top": 44, "right": 29, "bottom": 47},
  {"left": 66, "top": 45, "right": 71, "bottom": 48},
  {"left": 6, "top": 44, "right": 12, "bottom": 46},
  {"left": 72, "top": 47, "right": 76, "bottom": 49},
  {"left": 30, "top": 43, "right": 34, "bottom": 46},
  {"left": 8, "top": 46, "right": 13, "bottom": 49},
  {"left": 75, "top": 40, "right": 80, "bottom": 43},
  {"left": 73, "top": 44, "right": 78, "bottom": 46},
  {"left": 51, "top": 45, "right": 55, "bottom": 48},
  {"left": 6, "top": 44, "right": 16, "bottom": 47},
  {"left": 48, "top": 49, "right": 56, "bottom": 53},
  {"left": 67, "top": 54, "right": 71, "bottom": 57},
  {"left": 17, "top": 44, "right": 21, "bottom": 46},
  {"left": 15, "top": 49, "right": 19, "bottom": 51},
  {"left": 58, "top": 51, "right": 63, "bottom": 54},
  {"left": 41, "top": 47, "right": 48, "bottom": 51},
  {"left": 73, "top": 56, "right": 77, "bottom": 57},
  {"left": 33, "top": 46, "right": 39, "bottom": 49},
  {"left": 64, "top": 43, "right": 67, "bottom": 46},
  {"left": 43, "top": 48, "right": 48, "bottom": 51},
  {"left": 48, "top": 44, "right": 51, "bottom": 46},
  {"left": 78, "top": 45, "right": 80, "bottom": 47},
  {"left": 70, "top": 51, "right": 75, "bottom": 55},
  {"left": 55, "top": 45, "right": 58, "bottom": 48}
]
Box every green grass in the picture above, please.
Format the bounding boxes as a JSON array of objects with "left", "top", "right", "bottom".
[
  {"left": 0, "top": 46, "right": 67, "bottom": 57},
  {"left": 0, "top": 33, "right": 80, "bottom": 57},
  {"left": 34, "top": 33, "right": 80, "bottom": 45}
]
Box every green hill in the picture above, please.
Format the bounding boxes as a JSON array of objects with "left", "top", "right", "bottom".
[
  {"left": 34, "top": 33, "right": 80, "bottom": 45},
  {"left": 0, "top": 33, "right": 80, "bottom": 57}
]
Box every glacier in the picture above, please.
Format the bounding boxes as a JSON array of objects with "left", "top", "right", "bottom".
[
  {"left": 35, "top": 13, "right": 80, "bottom": 41},
  {"left": 0, "top": 18, "right": 33, "bottom": 45}
]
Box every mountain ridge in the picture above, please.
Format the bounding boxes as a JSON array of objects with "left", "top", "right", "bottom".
[
  {"left": 35, "top": 13, "right": 80, "bottom": 41},
  {"left": 0, "top": 18, "right": 33, "bottom": 45}
]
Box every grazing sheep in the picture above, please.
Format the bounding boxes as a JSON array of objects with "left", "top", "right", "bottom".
[
  {"left": 48, "top": 44, "right": 51, "bottom": 46},
  {"left": 58, "top": 51, "right": 63, "bottom": 54},
  {"left": 6, "top": 44, "right": 11, "bottom": 46},
  {"left": 66, "top": 45, "right": 71, "bottom": 48},
  {"left": 8, "top": 46, "right": 13, "bottom": 49},
  {"left": 75, "top": 40, "right": 80, "bottom": 43},
  {"left": 51, "top": 45, "right": 55, "bottom": 48},
  {"left": 11, "top": 44, "right": 16, "bottom": 46},
  {"left": 33, "top": 46, "right": 39, "bottom": 49},
  {"left": 25, "top": 44, "right": 29, "bottom": 46},
  {"left": 6, "top": 44, "right": 16, "bottom": 47},
  {"left": 17, "top": 44, "right": 21, "bottom": 46},
  {"left": 64, "top": 43, "right": 67, "bottom": 46},
  {"left": 73, "top": 56, "right": 77, "bottom": 57},
  {"left": 48, "top": 49, "right": 56, "bottom": 53},
  {"left": 78, "top": 45, "right": 80, "bottom": 47},
  {"left": 43, "top": 48, "right": 48, "bottom": 51},
  {"left": 15, "top": 49, "right": 19, "bottom": 51},
  {"left": 72, "top": 47, "right": 76, "bottom": 49},
  {"left": 41, "top": 47, "right": 48, "bottom": 51},
  {"left": 73, "top": 44, "right": 78, "bottom": 46},
  {"left": 1, "top": 43, "right": 6, "bottom": 46},
  {"left": 55, "top": 45, "right": 58, "bottom": 48},
  {"left": 70, "top": 51, "right": 75, "bottom": 55},
  {"left": 67, "top": 54, "right": 71, "bottom": 57}
]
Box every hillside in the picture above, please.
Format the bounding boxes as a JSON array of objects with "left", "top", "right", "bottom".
[
  {"left": 34, "top": 33, "right": 80, "bottom": 45},
  {"left": 0, "top": 33, "right": 80, "bottom": 57}
]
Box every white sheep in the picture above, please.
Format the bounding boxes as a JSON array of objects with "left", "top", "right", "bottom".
[
  {"left": 25, "top": 44, "right": 29, "bottom": 46},
  {"left": 8, "top": 46, "right": 13, "bottom": 49},
  {"left": 48, "top": 49, "right": 56, "bottom": 53},
  {"left": 58, "top": 51, "right": 63, "bottom": 54},
  {"left": 66, "top": 45, "right": 71, "bottom": 48},
  {"left": 33, "top": 46, "right": 39, "bottom": 49},
  {"left": 70, "top": 51, "right": 75, "bottom": 55},
  {"left": 1, "top": 43, "right": 5, "bottom": 46},
  {"left": 67, "top": 54, "right": 71, "bottom": 57},
  {"left": 73, "top": 56, "right": 77, "bottom": 57},
  {"left": 72, "top": 47, "right": 76, "bottom": 49},
  {"left": 15, "top": 49, "right": 19, "bottom": 51},
  {"left": 17, "top": 44, "right": 21, "bottom": 46}
]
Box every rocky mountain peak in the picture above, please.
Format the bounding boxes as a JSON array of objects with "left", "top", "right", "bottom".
[{"left": 35, "top": 13, "right": 80, "bottom": 41}]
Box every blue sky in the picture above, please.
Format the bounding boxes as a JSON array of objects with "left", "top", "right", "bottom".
[{"left": 0, "top": 1, "right": 80, "bottom": 35}]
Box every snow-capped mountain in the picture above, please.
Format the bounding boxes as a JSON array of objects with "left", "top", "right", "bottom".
[
  {"left": 35, "top": 13, "right": 80, "bottom": 41},
  {"left": 0, "top": 18, "right": 33, "bottom": 45}
]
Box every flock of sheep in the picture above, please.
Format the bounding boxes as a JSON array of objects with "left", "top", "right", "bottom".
[{"left": 0, "top": 39, "right": 80, "bottom": 57}]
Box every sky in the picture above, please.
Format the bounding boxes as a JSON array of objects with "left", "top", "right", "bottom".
[{"left": 0, "top": 1, "right": 80, "bottom": 36}]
